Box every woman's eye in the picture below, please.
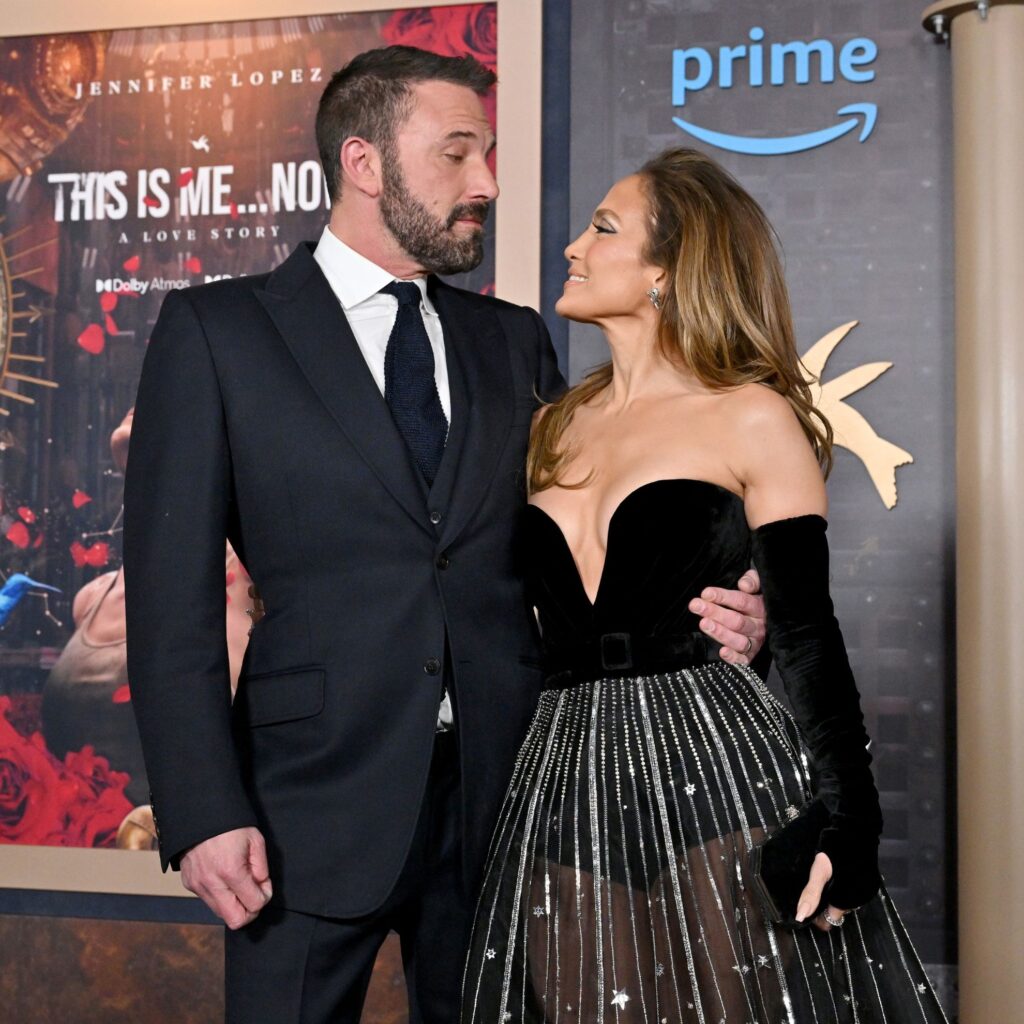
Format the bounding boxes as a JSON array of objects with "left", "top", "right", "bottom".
[{"left": 592, "top": 222, "right": 613, "bottom": 234}]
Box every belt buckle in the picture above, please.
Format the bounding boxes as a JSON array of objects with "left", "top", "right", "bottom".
[{"left": 600, "top": 632, "right": 633, "bottom": 671}]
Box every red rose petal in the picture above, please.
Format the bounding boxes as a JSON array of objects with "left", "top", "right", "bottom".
[
  {"left": 70, "top": 540, "right": 87, "bottom": 567},
  {"left": 17, "top": 507, "right": 36, "bottom": 523},
  {"left": 32, "top": 534, "right": 43, "bottom": 549},
  {"left": 178, "top": 169, "right": 194, "bottom": 187},
  {"left": 6, "top": 522, "right": 30, "bottom": 548},
  {"left": 104, "top": 314, "right": 119, "bottom": 335},
  {"left": 99, "top": 292, "right": 118, "bottom": 313},
  {"left": 72, "top": 490, "right": 92, "bottom": 509},
  {"left": 77, "top": 324, "right": 105, "bottom": 355},
  {"left": 122, "top": 255, "right": 140, "bottom": 273},
  {"left": 184, "top": 256, "right": 202, "bottom": 274},
  {"left": 111, "top": 685, "right": 132, "bottom": 704},
  {"left": 229, "top": 202, "right": 239, "bottom": 220},
  {"left": 84, "top": 542, "right": 110, "bottom": 567},
  {"left": 142, "top": 195, "right": 160, "bottom": 208}
]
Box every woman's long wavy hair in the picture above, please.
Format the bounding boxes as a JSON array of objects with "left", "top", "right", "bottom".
[{"left": 527, "top": 147, "right": 833, "bottom": 494}]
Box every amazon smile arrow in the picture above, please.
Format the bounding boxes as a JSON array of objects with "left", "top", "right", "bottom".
[{"left": 672, "top": 102, "right": 878, "bottom": 156}]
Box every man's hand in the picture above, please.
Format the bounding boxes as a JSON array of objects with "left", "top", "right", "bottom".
[
  {"left": 688, "top": 568, "right": 766, "bottom": 666},
  {"left": 180, "top": 827, "right": 273, "bottom": 930}
]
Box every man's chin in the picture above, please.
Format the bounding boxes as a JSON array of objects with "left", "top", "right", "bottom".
[{"left": 426, "top": 244, "right": 484, "bottom": 276}]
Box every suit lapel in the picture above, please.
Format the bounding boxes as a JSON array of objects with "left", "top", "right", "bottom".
[
  {"left": 256, "top": 244, "right": 431, "bottom": 535},
  {"left": 430, "top": 280, "right": 515, "bottom": 549}
]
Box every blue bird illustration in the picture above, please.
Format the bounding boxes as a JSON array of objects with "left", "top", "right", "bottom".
[{"left": 0, "top": 573, "right": 62, "bottom": 627}]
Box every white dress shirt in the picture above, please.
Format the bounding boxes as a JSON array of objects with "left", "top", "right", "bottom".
[
  {"left": 313, "top": 224, "right": 450, "bottom": 421},
  {"left": 313, "top": 224, "right": 454, "bottom": 730}
]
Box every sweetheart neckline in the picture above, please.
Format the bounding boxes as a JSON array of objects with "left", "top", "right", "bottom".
[{"left": 527, "top": 478, "right": 744, "bottom": 610}]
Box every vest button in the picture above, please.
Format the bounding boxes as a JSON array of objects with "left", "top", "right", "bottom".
[
  {"left": 436, "top": 554, "right": 450, "bottom": 570},
  {"left": 429, "top": 510, "right": 443, "bottom": 525},
  {"left": 424, "top": 658, "right": 441, "bottom": 675}
]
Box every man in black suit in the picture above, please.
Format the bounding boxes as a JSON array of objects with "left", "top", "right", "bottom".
[{"left": 124, "top": 46, "right": 766, "bottom": 1023}]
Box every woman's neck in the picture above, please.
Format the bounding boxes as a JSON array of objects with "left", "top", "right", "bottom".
[{"left": 598, "top": 321, "right": 700, "bottom": 410}]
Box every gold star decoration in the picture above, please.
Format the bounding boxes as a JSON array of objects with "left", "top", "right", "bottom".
[{"left": 801, "top": 321, "right": 913, "bottom": 510}]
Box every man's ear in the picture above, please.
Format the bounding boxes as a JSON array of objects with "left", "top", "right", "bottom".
[{"left": 338, "top": 137, "right": 383, "bottom": 199}]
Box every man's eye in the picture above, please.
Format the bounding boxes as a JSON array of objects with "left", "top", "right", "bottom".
[{"left": 444, "top": 153, "right": 465, "bottom": 163}]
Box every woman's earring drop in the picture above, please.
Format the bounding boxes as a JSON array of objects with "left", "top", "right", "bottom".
[{"left": 647, "top": 286, "right": 661, "bottom": 310}]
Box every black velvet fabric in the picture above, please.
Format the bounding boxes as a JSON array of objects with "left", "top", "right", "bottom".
[
  {"left": 750, "top": 514, "right": 883, "bottom": 911},
  {"left": 526, "top": 478, "right": 752, "bottom": 656},
  {"left": 749, "top": 797, "right": 832, "bottom": 926}
]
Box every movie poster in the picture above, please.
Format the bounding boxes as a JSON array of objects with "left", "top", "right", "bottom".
[{"left": 0, "top": 4, "right": 497, "bottom": 851}]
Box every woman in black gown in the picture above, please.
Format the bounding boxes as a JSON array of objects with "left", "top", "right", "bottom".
[{"left": 461, "top": 148, "right": 948, "bottom": 1023}]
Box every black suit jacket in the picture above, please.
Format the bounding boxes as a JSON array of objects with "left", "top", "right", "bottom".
[{"left": 123, "top": 241, "right": 564, "bottom": 917}]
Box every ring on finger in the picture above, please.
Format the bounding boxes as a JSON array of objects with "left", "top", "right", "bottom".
[
  {"left": 822, "top": 910, "right": 845, "bottom": 928},
  {"left": 742, "top": 635, "right": 753, "bottom": 656}
]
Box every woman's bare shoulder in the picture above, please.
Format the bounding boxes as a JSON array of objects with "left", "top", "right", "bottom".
[
  {"left": 71, "top": 570, "right": 118, "bottom": 626},
  {"left": 719, "top": 381, "right": 800, "bottom": 430}
]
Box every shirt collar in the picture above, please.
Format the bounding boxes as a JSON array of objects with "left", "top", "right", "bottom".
[{"left": 313, "top": 224, "right": 436, "bottom": 315}]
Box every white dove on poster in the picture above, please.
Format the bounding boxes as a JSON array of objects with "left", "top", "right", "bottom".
[
  {"left": 800, "top": 320, "right": 913, "bottom": 510},
  {"left": 190, "top": 135, "right": 211, "bottom": 153}
]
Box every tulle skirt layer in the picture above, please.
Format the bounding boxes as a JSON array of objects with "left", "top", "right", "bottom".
[{"left": 462, "top": 663, "right": 948, "bottom": 1024}]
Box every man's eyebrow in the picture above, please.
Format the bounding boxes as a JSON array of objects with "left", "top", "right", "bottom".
[{"left": 440, "top": 129, "right": 496, "bottom": 153}]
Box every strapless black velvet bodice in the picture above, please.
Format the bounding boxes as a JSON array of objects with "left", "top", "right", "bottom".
[{"left": 525, "top": 479, "right": 750, "bottom": 682}]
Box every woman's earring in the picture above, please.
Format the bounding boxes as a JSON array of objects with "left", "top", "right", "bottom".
[{"left": 647, "top": 286, "right": 661, "bottom": 310}]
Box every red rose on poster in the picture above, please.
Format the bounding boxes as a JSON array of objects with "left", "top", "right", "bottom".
[
  {"left": 437, "top": 5, "right": 497, "bottom": 70},
  {"left": 72, "top": 489, "right": 93, "bottom": 509},
  {"left": 0, "top": 698, "right": 133, "bottom": 848},
  {"left": 18, "top": 507, "right": 36, "bottom": 524},
  {"left": 382, "top": 5, "right": 497, "bottom": 71},
  {"left": 99, "top": 292, "right": 118, "bottom": 314},
  {"left": 0, "top": 698, "right": 71, "bottom": 845},
  {"left": 380, "top": 9, "right": 437, "bottom": 52},
  {"left": 63, "top": 746, "right": 132, "bottom": 847},
  {"left": 122, "top": 255, "right": 140, "bottom": 273},
  {"left": 184, "top": 256, "right": 202, "bottom": 274}
]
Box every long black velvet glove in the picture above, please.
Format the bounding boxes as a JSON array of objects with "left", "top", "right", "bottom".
[{"left": 750, "top": 514, "right": 883, "bottom": 911}]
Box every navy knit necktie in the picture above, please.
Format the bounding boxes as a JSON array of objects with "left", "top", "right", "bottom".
[{"left": 381, "top": 281, "right": 448, "bottom": 486}]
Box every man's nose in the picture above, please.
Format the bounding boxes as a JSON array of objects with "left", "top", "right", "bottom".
[{"left": 469, "top": 159, "right": 499, "bottom": 203}]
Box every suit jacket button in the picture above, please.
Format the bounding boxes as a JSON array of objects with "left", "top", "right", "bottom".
[
  {"left": 429, "top": 511, "right": 443, "bottom": 525},
  {"left": 436, "top": 554, "right": 450, "bottom": 570},
  {"left": 424, "top": 658, "right": 441, "bottom": 675}
]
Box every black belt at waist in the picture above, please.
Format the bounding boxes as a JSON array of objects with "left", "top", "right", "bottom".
[{"left": 542, "top": 630, "right": 721, "bottom": 691}]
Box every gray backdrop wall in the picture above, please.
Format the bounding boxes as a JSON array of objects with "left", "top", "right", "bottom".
[{"left": 560, "top": 0, "right": 956, "bottom": 1008}]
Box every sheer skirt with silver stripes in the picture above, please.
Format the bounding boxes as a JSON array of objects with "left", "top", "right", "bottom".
[{"left": 461, "top": 663, "right": 948, "bottom": 1024}]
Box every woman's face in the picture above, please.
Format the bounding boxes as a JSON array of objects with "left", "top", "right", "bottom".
[{"left": 555, "top": 174, "right": 662, "bottom": 326}]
